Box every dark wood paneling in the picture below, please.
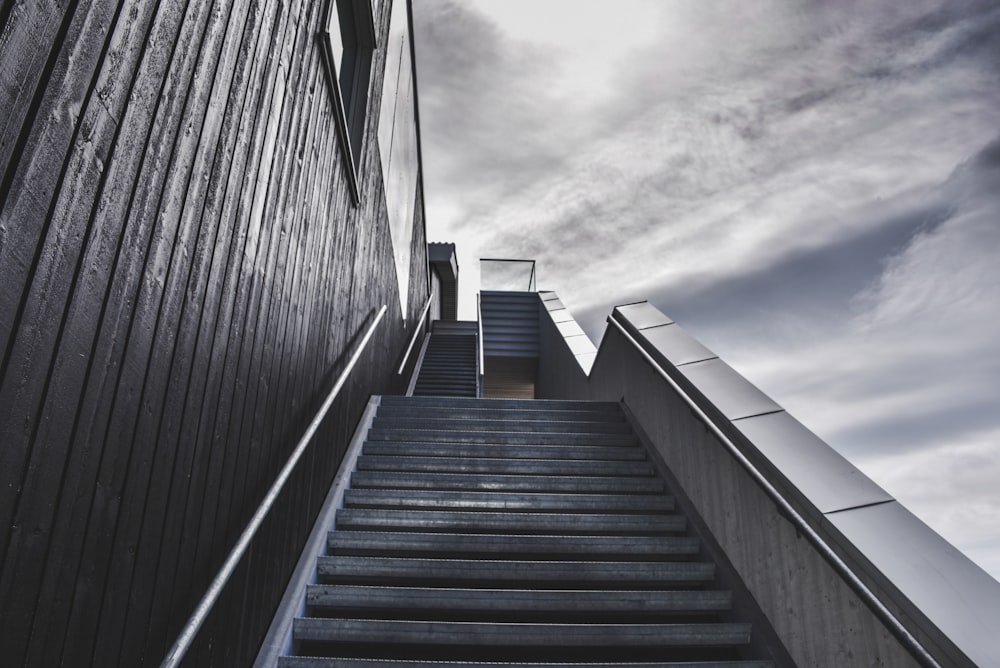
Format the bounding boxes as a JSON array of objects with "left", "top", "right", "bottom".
[{"left": 0, "top": 0, "right": 429, "bottom": 664}]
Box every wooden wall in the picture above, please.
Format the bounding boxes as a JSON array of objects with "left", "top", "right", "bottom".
[{"left": 0, "top": 0, "right": 430, "bottom": 665}]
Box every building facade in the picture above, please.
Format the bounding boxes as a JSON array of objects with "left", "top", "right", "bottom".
[{"left": 0, "top": 0, "right": 428, "bottom": 664}]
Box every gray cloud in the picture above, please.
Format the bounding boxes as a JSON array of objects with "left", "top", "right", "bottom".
[
  {"left": 413, "top": 0, "right": 1000, "bottom": 578},
  {"left": 413, "top": 0, "right": 589, "bottom": 228}
]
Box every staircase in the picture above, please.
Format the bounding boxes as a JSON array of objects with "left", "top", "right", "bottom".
[
  {"left": 411, "top": 321, "right": 478, "bottom": 397},
  {"left": 271, "top": 396, "right": 779, "bottom": 667},
  {"left": 479, "top": 291, "right": 539, "bottom": 358}
]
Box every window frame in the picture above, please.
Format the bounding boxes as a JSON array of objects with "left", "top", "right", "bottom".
[{"left": 320, "top": 0, "right": 377, "bottom": 205}]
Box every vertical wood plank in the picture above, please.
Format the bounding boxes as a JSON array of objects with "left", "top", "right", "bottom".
[{"left": 0, "top": 0, "right": 431, "bottom": 663}]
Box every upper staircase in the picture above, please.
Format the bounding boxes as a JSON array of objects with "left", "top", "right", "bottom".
[
  {"left": 411, "top": 321, "right": 478, "bottom": 397},
  {"left": 267, "top": 395, "right": 781, "bottom": 666}
]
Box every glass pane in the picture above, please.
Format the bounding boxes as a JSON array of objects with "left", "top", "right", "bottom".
[
  {"left": 480, "top": 259, "right": 537, "bottom": 292},
  {"left": 327, "top": 1, "right": 344, "bottom": 73}
]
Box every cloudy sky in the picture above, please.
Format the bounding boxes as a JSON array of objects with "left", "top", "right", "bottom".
[{"left": 410, "top": 0, "right": 1000, "bottom": 579}]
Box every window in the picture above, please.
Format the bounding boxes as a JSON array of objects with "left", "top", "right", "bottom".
[
  {"left": 321, "top": 0, "right": 376, "bottom": 203},
  {"left": 377, "top": 0, "right": 419, "bottom": 317}
]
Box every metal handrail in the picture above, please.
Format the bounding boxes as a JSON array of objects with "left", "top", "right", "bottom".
[
  {"left": 479, "top": 258, "right": 536, "bottom": 292},
  {"left": 397, "top": 290, "right": 434, "bottom": 375},
  {"left": 606, "top": 315, "right": 941, "bottom": 668},
  {"left": 476, "top": 293, "right": 485, "bottom": 397},
  {"left": 162, "top": 305, "right": 388, "bottom": 668}
]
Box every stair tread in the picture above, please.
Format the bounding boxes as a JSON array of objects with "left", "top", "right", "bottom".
[
  {"left": 349, "top": 471, "right": 666, "bottom": 493},
  {"left": 376, "top": 407, "right": 626, "bottom": 422},
  {"left": 327, "top": 531, "right": 699, "bottom": 557},
  {"left": 293, "top": 618, "right": 750, "bottom": 646},
  {"left": 306, "top": 585, "right": 731, "bottom": 612},
  {"left": 361, "top": 442, "right": 647, "bottom": 460},
  {"left": 280, "top": 660, "right": 773, "bottom": 668},
  {"left": 378, "top": 396, "right": 620, "bottom": 411},
  {"left": 356, "top": 455, "right": 654, "bottom": 476},
  {"left": 336, "top": 508, "right": 684, "bottom": 534},
  {"left": 316, "top": 556, "right": 713, "bottom": 586},
  {"left": 372, "top": 418, "right": 634, "bottom": 434},
  {"left": 342, "top": 489, "right": 674, "bottom": 512},
  {"left": 366, "top": 431, "right": 638, "bottom": 446}
]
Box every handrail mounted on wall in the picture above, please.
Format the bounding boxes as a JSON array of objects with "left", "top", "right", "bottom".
[
  {"left": 161, "top": 305, "right": 388, "bottom": 668},
  {"left": 397, "top": 291, "right": 434, "bottom": 375},
  {"left": 606, "top": 314, "right": 940, "bottom": 668}
]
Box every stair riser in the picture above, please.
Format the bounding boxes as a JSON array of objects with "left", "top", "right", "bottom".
[
  {"left": 280, "top": 659, "right": 772, "bottom": 668},
  {"left": 293, "top": 618, "right": 749, "bottom": 647},
  {"left": 349, "top": 471, "right": 666, "bottom": 493},
  {"left": 378, "top": 396, "right": 620, "bottom": 411},
  {"left": 343, "top": 489, "right": 674, "bottom": 513},
  {"left": 335, "top": 509, "right": 684, "bottom": 535},
  {"left": 366, "top": 430, "right": 638, "bottom": 446},
  {"left": 361, "top": 442, "right": 647, "bottom": 460},
  {"left": 371, "top": 418, "right": 634, "bottom": 434},
  {"left": 376, "top": 407, "right": 626, "bottom": 422},
  {"left": 316, "top": 557, "right": 715, "bottom": 586},
  {"left": 306, "top": 585, "right": 732, "bottom": 614},
  {"left": 327, "top": 531, "right": 699, "bottom": 559},
  {"left": 355, "top": 456, "right": 655, "bottom": 476}
]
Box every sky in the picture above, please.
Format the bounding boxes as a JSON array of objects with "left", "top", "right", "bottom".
[{"left": 410, "top": 0, "right": 1000, "bottom": 580}]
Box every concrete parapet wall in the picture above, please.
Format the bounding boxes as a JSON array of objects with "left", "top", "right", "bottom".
[
  {"left": 536, "top": 293, "right": 591, "bottom": 400},
  {"left": 589, "top": 324, "right": 917, "bottom": 666},
  {"left": 535, "top": 295, "right": 1000, "bottom": 667}
]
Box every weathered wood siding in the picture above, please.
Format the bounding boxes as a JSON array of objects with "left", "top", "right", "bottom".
[{"left": 0, "top": 0, "right": 429, "bottom": 665}]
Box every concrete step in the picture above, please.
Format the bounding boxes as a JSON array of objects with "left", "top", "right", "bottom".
[
  {"left": 349, "top": 471, "right": 666, "bottom": 493},
  {"left": 361, "top": 441, "right": 647, "bottom": 460},
  {"left": 365, "top": 430, "right": 638, "bottom": 446},
  {"left": 342, "top": 489, "right": 675, "bottom": 513},
  {"left": 279, "top": 660, "right": 774, "bottom": 668},
  {"left": 355, "top": 455, "right": 655, "bottom": 477},
  {"left": 305, "top": 585, "right": 731, "bottom": 615},
  {"left": 292, "top": 618, "right": 749, "bottom": 647},
  {"left": 412, "top": 390, "right": 477, "bottom": 397},
  {"left": 376, "top": 405, "right": 626, "bottom": 422},
  {"left": 420, "top": 359, "right": 475, "bottom": 363},
  {"left": 483, "top": 343, "right": 540, "bottom": 356},
  {"left": 327, "top": 531, "right": 700, "bottom": 559},
  {"left": 431, "top": 323, "right": 478, "bottom": 331},
  {"left": 315, "top": 556, "right": 715, "bottom": 586},
  {"left": 334, "top": 509, "right": 684, "bottom": 535},
  {"left": 371, "top": 417, "right": 634, "bottom": 434},
  {"left": 483, "top": 323, "right": 540, "bottom": 335},
  {"left": 306, "top": 585, "right": 731, "bottom": 616},
  {"left": 378, "top": 396, "right": 620, "bottom": 412},
  {"left": 413, "top": 379, "right": 476, "bottom": 386}
]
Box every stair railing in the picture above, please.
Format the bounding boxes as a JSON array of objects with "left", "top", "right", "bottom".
[
  {"left": 161, "top": 305, "right": 388, "bottom": 668},
  {"left": 397, "top": 289, "right": 434, "bottom": 375},
  {"left": 607, "top": 314, "right": 942, "bottom": 668},
  {"left": 476, "top": 293, "right": 485, "bottom": 397}
]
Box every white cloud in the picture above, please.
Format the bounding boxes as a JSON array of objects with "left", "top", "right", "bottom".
[
  {"left": 860, "top": 428, "right": 1000, "bottom": 578},
  {"left": 413, "top": 0, "right": 1000, "bottom": 579}
]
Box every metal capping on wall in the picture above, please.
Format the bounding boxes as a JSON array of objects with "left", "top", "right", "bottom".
[
  {"left": 538, "top": 291, "right": 597, "bottom": 373},
  {"left": 607, "top": 300, "right": 1000, "bottom": 668}
]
